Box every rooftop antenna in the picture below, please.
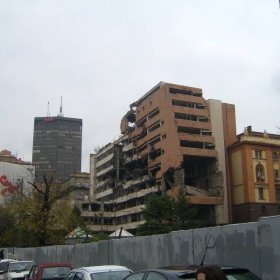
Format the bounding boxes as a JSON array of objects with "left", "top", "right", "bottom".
[
  {"left": 47, "top": 102, "right": 50, "bottom": 117},
  {"left": 276, "top": 126, "right": 280, "bottom": 134},
  {"left": 58, "top": 96, "right": 64, "bottom": 117}
]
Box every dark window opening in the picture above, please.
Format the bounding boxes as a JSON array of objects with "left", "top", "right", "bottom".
[
  {"left": 276, "top": 188, "right": 280, "bottom": 200},
  {"left": 178, "top": 126, "right": 200, "bottom": 135},
  {"left": 148, "top": 135, "right": 161, "bottom": 146},
  {"left": 259, "top": 188, "right": 264, "bottom": 200},
  {"left": 175, "top": 112, "right": 208, "bottom": 123},
  {"left": 149, "top": 148, "right": 161, "bottom": 160},
  {"left": 180, "top": 140, "right": 215, "bottom": 150},
  {"left": 169, "top": 88, "right": 202, "bottom": 97},
  {"left": 148, "top": 121, "right": 161, "bottom": 133}
]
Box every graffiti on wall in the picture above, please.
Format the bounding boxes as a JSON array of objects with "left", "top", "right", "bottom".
[
  {"left": 0, "top": 162, "right": 35, "bottom": 205},
  {"left": 0, "top": 175, "right": 20, "bottom": 196}
]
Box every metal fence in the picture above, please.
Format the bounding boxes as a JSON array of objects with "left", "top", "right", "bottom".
[{"left": 3, "top": 215, "right": 280, "bottom": 280}]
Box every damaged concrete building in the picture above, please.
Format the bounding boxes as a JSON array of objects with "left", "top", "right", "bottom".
[{"left": 81, "top": 81, "right": 236, "bottom": 234}]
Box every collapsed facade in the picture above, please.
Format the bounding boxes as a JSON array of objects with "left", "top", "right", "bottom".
[{"left": 81, "top": 82, "right": 237, "bottom": 233}]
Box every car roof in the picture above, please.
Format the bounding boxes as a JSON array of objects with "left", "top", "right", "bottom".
[
  {"left": 160, "top": 265, "right": 246, "bottom": 270},
  {"left": 38, "top": 263, "right": 72, "bottom": 266},
  {"left": 78, "top": 265, "right": 131, "bottom": 273},
  {"left": 11, "top": 261, "right": 34, "bottom": 263}
]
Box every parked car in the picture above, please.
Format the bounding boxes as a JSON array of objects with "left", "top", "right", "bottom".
[
  {"left": 3, "top": 261, "right": 35, "bottom": 280},
  {"left": 0, "top": 260, "right": 18, "bottom": 280},
  {"left": 26, "top": 263, "right": 73, "bottom": 280},
  {"left": 64, "top": 265, "right": 133, "bottom": 280},
  {"left": 122, "top": 265, "right": 262, "bottom": 280}
]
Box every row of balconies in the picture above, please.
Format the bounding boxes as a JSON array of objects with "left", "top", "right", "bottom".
[
  {"left": 95, "top": 188, "right": 113, "bottom": 200},
  {"left": 123, "top": 174, "right": 152, "bottom": 189}
]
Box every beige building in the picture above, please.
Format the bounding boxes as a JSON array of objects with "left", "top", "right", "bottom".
[
  {"left": 64, "top": 172, "right": 90, "bottom": 207},
  {"left": 0, "top": 150, "right": 32, "bottom": 165},
  {"left": 228, "top": 126, "right": 280, "bottom": 223}
]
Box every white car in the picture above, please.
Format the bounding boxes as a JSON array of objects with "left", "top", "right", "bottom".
[
  {"left": 4, "top": 261, "right": 35, "bottom": 280},
  {"left": 64, "top": 265, "right": 133, "bottom": 280},
  {"left": 0, "top": 260, "right": 18, "bottom": 280}
]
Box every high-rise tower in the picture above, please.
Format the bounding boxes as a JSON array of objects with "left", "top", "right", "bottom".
[{"left": 32, "top": 102, "right": 82, "bottom": 182}]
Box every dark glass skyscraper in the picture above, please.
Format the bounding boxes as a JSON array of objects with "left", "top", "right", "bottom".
[{"left": 32, "top": 116, "right": 82, "bottom": 182}]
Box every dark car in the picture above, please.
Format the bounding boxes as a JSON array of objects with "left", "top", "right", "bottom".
[{"left": 122, "top": 265, "right": 261, "bottom": 280}]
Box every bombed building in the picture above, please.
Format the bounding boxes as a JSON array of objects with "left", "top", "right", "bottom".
[{"left": 81, "top": 82, "right": 236, "bottom": 233}]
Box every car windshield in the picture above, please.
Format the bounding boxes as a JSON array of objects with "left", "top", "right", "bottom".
[
  {"left": 225, "top": 272, "right": 262, "bottom": 280},
  {"left": 183, "top": 271, "right": 261, "bottom": 280},
  {"left": 42, "top": 266, "right": 72, "bottom": 278},
  {"left": 0, "top": 262, "right": 9, "bottom": 271},
  {"left": 10, "top": 262, "right": 34, "bottom": 272},
  {"left": 90, "top": 270, "right": 132, "bottom": 280}
]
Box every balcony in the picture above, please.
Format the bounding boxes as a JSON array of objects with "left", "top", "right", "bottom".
[
  {"left": 95, "top": 188, "right": 113, "bottom": 200},
  {"left": 123, "top": 174, "right": 153, "bottom": 189}
]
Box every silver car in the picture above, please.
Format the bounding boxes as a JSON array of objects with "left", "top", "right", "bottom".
[{"left": 64, "top": 265, "right": 133, "bottom": 280}]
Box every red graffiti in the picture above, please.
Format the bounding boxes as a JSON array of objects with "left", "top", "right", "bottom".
[{"left": 0, "top": 175, "right": 18, "bottom": 196}]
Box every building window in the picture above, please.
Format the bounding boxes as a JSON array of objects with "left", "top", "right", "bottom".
[
  {"left": 274, "top": 170, "right": 279, "bottom": 182},
  {"left": 256, "top": 164, "right": 265, "bottom": 182},
  {"left": 255, "top": 150, "right": 262, "bottom": 159},
  {"left": 276, "top": 188, "right": 280, "bottom": 200},
  {"left": 76, "top": 193, "right": 84, "bottom": 200},
  {"left": 273, "top": 151, "right": 278, "bottom": 161},
  {"left": 259, "top": 188, "right": 264, "bottom": 200}
]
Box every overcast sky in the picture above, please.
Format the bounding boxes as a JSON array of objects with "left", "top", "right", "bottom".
[{"left": 1, "top": 0, "right": 280, "bottom": 172}]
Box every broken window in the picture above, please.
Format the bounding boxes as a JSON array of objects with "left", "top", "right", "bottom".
[
  {"left": 177, "top": 126, "right": 200, "bottom": 135},
  {"left": 149, "top": 148, "right": 161, "bottom": 160},
  {"left": 175, "top": 112, "right": 209, "bottom": 123},
  {"left": 147, "top": 108, "right": 159, "bottom": 120},
  {"left": 147, "top": 121, "right": 161, "bottom": 133},
  {"left": 148, "top": 135, "right": 161, "bottom": 146},
  {"left": 172, "top": 99, "right": 194, "bottom": 108},
  {"left": 170, "top": 88, "right": 192, "bottom": 95}
]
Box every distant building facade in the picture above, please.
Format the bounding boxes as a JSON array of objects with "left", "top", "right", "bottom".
[
  {"left": 32, "top": 116, "right": 82, "bottom": 182},
  {"left": 66, "top": 172, "right": 90, "bottom": 208},
  {"left": 0, "top": 150, "right": 35, "bottom": 205},
  {"left": 228, "top": 126, "right": 280, "bottom": 223},
  {"left": 81, "top": 82, "right": 237, "bottom": 233}
]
